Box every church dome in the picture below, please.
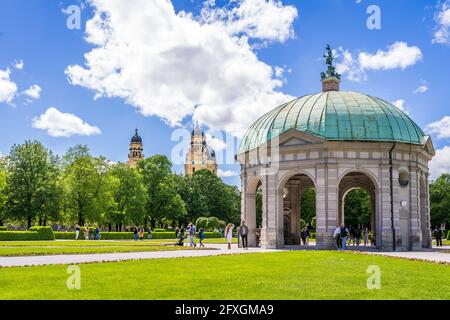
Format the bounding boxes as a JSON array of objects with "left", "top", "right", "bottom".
[
  {"left": 205, "top": 145, "right": 216, "bottom": 160},
  {"left": 238, "top": 91, "right": 426, "bottom": 154},
  {"left": 131, "top": 129, "right": 142, "bottom": 143}
]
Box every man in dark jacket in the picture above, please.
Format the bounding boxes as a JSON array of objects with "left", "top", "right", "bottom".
[
  {"left": 238, "top": 221, "right": 249, "bottom": 250},
  {"left": 433, "top": 226, "right": 443, "bottom": 247}
]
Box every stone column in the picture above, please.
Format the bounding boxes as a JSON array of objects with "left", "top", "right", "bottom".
[
  {"left": 290, "top": 184, "right": 299, "bottom": 240},
  {"left": 409, "top": 169, "right": 422, "bottom": 250},
  {"left": 260, "top": 173, "right": 283, "bottom": 248},
  {"left": 316, "top": 165, "right": 337, "bottom": 249}
]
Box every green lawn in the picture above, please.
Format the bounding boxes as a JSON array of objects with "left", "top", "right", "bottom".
[
  {"left": 0, "top": 240, "right": 220, "bottom": 256},
  {"left": 0, "top": 251, "right": 448, "bottom": 300}
]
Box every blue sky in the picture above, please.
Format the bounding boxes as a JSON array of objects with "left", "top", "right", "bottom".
[{"left": 0, "top": 0, "right": 449, "bottom": 186}]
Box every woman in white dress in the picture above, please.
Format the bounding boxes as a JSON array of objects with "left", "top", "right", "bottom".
[{"left": 225, "top": 223, "right": 235, "bottom": 250}]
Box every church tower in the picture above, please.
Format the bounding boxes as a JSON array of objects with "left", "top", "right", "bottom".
[
  {"left": 127, "top": 129, "right": 144, "bottom": 168},
  {"left": 185, "top": 122, "right": 217, "bottom": 176}
]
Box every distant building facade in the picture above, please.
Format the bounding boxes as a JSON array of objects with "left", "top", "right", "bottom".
[
  {"left": 127, "top": 129, "right": 144, "bottom": 168},
  {"left": 185, "top": 122, "right": 217, "bottom": 176}
]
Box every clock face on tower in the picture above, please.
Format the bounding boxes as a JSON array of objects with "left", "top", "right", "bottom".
[{"left": 194, "top": 142, "right": 202, "bottom": 154}]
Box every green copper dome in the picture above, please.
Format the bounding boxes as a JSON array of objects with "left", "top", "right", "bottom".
[{"left": 238, "top": 91, "right": 426, "bottom": 154}]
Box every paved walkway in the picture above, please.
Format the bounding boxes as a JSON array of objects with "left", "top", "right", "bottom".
[
  {"left": 0, "top": 244, "right": 280, "bottom": 267},
  {"left": 365, "top": 250, "right": 450, "bottom": 263},
  {"left": 0, "top": 244, "right": 448, "bottom": 267}
]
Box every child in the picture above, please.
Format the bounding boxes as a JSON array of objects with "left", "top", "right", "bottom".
[{"left": 198, "top": 228, "right": 205, "bottom": 247}]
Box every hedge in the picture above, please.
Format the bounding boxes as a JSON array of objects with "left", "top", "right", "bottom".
[
  {"left": 54, "top": 231, "right": 223, "bottom": 240},
  {"left": 0, "top": 226, "right": 55, "bottom": 241},
  {"left": 0, "top": 231, "right": 40, "bottom": 241},
  {"left": 29, "top": 226, "right": 55, "bottom": 240},
  {"left": 447, "top": 231, "right": 450, "bottom": 241},
  {"left": 0, "top": 226, "right": 7, "bottom": 231}
]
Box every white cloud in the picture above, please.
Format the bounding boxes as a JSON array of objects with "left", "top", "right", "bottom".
[
  {"left": 65, "top": 0, "right": 296, "bottom": 137},
  {"left": 358, "top": 42, "right": 422, "bottom": 71},
  {"left": 0, "top": 68, "right": 18, "bottom": 103},
  {"left": 335, "top": 47, "right": 366, "bottom": 82},
  {"left": 205, "top": 133, "right": 227, "bottom": 151},
  {"left": 413, "top": 85, "right": 428, "bottom": 94},
  {"left": 429, "top": 145, "right": 450, "bottom": 180},
  {"left": 14, "top": 60, "right": 24, "bottom": 70},
  {"left": 433, "top": 1, "right": 450, "bottom": 45},
  {"left": 23, "top": 85, "right": 42, "bottom": 100},
  {"left": 335, "top": 42, "right": 422, "bottom": 82},
  {"left": 32, "top": 107, "right": 101, "bottom": 137},
  {"left": 218, "top": 169, "right": 238, "bottom": 177},
  {"left": 391, "top": 99, "right": 406, "bottom": 111},
  {"left": 425, "top": 116, "right": 450, "bottom": 139},
  {"left": 200, "top": 0, "right": 298, "bottom": 44}
]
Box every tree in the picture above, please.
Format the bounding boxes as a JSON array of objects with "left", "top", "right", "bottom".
[
  {"left": 195, "top": 217, "right": 208, "bottom": 229},
  {"left": 344, "top": 188, "right": 372, "bottom": 227},
  {"left": 300, "top": 188, "right": 316, "bottom": 226},
  {"left": 138, "top": 155, "right": 186, "bottom": 227},
  {"left": 430, "top": 174, "right": 450, "bottom": 229},
  {"left": 0, "top": 160, "right": 7, "bottom": 226},
  {"left": 5, "top": 141, "right": 61, "bottom": 228},
  {"left": 107, "top": 163, "right": 147, "bottom": 229},
  {"left": 188, "top": 170, "right": 241, "bottom": 224},
  {"left": 61, "top": 145, "right": 112, "bottom": 225}
]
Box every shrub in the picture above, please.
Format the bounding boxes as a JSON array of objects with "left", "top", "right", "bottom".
[
  {"left": 52, "top": 231, "right": 223, "bottom": 240},
  {"left": 196, "top": 217, "right": 208, "bottom": 229},
  {"left": 153, "top": 228, "right": 165, "bottom": 233},
  {"left": 28, "top": 226, "right": 55, "bottom": 240},
  {"left": 0, "top": 226, "right": 7, "bottom": 231},
  {"left": 0, "top": 231, "right": 39, "bottom": 241},
  {"left": 447, "top": 231, "right": 450, "bottom": 241},
  {"left": 203, "top": 232, "right": 222, "bottom": 239}
]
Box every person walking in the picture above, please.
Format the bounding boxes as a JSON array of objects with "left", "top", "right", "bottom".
[
  {"left": 300, "top": 229, "right": 307, "bottom": 245},
  {"left": 362, "top": 226, "right": 369, "bottom": 246},
  {"left": 185, "top": 224, "right": 191, "bottom": 247},
  {"left": 190, "top": 223, "right": 197, "bottom": 247},
  {"left": 434, "top": 226, "right": 443, "bottom": 247},
  {"left": 75, "top": 224, "right": 80, "bottom": 240},
  {"left": 238, "top": 221, "right": 249, "bottom": 250},
  {"left": 176, "top": 228, "right": 185, "bottom": 246},
  {"left": 198, "top": 228, "right": 205, "bottom": 247},
  {"left": 340, "top": 223, "right": 349, "bottom": 250},
  {"left": 305, "top": 228, "right": 311, "bottom": 245},
  {"left": 333, "top": 225, "right": 342, "bottom": 250},
  {"left": 139, "top": 227, "right": 144, "bottom": 240},
  {"left": 225, "top": 223, "right": 235, "bottom": 250},
  {"left": 175, "top": 227, "right": 179, "bottom": 239},
  {"left": 354, "top": 226, "right": 361, "bottom": 247},
  {"left": 95, "top": 226, "right": 101, "bottom": 240},
  {"left": 133, "top": 226, "right": 139, "bottom": 241},
  {"left": 83, "top": 226, "right": 90, "bottom": 241},
  {"left": 147, "top": 226, "right": 152, "bottom": 240}
]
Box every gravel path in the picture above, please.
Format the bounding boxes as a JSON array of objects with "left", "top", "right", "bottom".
[
  {"left": 0, "top": 244, "right": 448, "bottom": 267},
  {"left": 0, "top": 244, "right": 280, "bottom": 267}
]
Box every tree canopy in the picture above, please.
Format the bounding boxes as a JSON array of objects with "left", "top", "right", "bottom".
[{"left": 430, "top": 174, "right": 450, "bottom": 228}]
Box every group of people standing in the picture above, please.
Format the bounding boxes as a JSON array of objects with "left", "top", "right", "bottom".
[
  {"left": 133, "top": 226, "right": 153, "bottom": 241},
  {"left": 175, "top": 223, "right": 206, "bottom": 248},
  {"left": 333, "top": 224, "right": 371, "bottom": 250},
  {"left": 75, "top": 224, "right": 101, "bottom": 240}
]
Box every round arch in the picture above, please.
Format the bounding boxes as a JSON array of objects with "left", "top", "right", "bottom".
[
  {"left": 338, "top": 170, "right": 379, "bottom": 248},
  {"left": 243, "top": 175, "right": 263, "bottom": 247},
  {"left": 277, "top": 169, "right": 317, "bottom": 192}
]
